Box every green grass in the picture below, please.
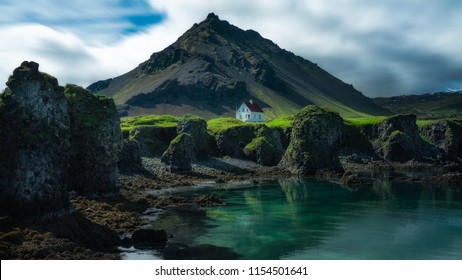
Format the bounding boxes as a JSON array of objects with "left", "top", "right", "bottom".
[
  {"left": 265, "top": 115, "right": 294, "bottom": 129},
  {"left": 344, "top": 116, "right": 388, "bottom": 126},
  {"left": 207, "top": 117, "right": 252, "bottom": 134},
  {"left": 121, "top": 114, "right": 181, "bottom": 130}
]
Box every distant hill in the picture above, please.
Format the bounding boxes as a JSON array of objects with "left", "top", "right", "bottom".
[
  {"left": 373, "top": 91, "right": 462, "bottom": 119},
  {"left": 88, "top": 13, "right": 389, "bottom": 119}
]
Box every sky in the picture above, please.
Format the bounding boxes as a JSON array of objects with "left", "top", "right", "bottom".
[{"left": 1, "top": 0, "right": 462, "bottom": 97}]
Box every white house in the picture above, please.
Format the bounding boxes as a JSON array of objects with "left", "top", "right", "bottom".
[{"left": 236, "top": 99, "right": 264, "bottom": 122}]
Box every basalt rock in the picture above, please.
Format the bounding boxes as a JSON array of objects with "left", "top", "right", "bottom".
[
  {"left": 177, "top": 116, "right": 209, "bottom": 159},
  {"left": 419, "top": 120, "right": 461, "bottom": 160},
  {"left": 161, "top": 133, "right": 193, "bottom": 173},
  {"left": 0, "top": 61, "right": 71, "bottom": 217},
  {"left": 65, "top": 84, "right": 123, "bottom": 194},
  {"left": 118, "top": 139, "right": 143, "bottom": 171},
  {"left": 214, "top": 125, "right": 255, "bottom": 158},
  {"left": 279, "top": 105, "right": 345, "bottom": 174},
  {"left": 129, "top": 126, "right": 177, "bottom": 156},
  {"left": 0, "top": 62, "right": 123, "bottom": 217}
]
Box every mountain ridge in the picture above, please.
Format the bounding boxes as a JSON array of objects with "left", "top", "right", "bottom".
[{"left": 88, "top": 13, "right": 389, "bottom": 119}]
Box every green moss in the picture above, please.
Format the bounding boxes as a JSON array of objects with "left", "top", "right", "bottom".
[
  {"left": 344, "top": 116, "right": 388, "bottom": 126},
  {"left": 382, "top": 130, "right": 405, "bottom": 153},
  {"left": 265, "top": 115, "right": 294, "bottom": 129},
  {"left": 121, "top": 114, "right": 180, "bottom": 129},
  {"left": 65, "top": 84, "right": 117, "bottom": 129},
  {"left": 420, "top": 134, "right": 432, "bottom": 145},
  {"left": 170, "top": 132, "right": 191, "bottom": 145},
  {"left": 182, "top": 113, "right": 203, "bottom": 121},
  {"left": 207, "top": 117, "right": 253, "bottom": 134}
]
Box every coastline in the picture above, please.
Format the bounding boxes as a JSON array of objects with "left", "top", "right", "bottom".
[{"left": 1, "top": 156, "right": 461, "bottom": 259}]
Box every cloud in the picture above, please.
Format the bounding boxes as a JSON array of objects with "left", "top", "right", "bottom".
[{"left": 1, "top": 0, "right": 462, "bottom": 97}]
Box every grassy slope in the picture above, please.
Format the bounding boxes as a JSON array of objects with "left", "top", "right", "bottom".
[{"left": 373, "top": 92, "right": 462, "bottom": 119}]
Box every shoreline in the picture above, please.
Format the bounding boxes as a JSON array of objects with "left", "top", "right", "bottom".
[{"left": 1, "top": 156, "right": 461, "bottom": 259}]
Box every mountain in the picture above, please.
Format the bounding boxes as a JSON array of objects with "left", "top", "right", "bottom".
[
  {"left": 88, "top": 13, "right": 389, "bottom": 119},
  {"left": 373, "top": 91, "right": 462, "bottom": 119}
]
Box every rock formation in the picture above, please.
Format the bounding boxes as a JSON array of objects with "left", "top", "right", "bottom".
[
  {"left": 0, "top": 61, "right": 71, "bottom": 217},
  {"left": 65, "top": 84, "right": 123, "bottom": 193},
  {"left": 419, "top": 120, "right": 461, "bottom": 160},
  {"left": 176, "top": 115, "right": 209, "bottom": 159},
  {"left": 279, "top": 105, "right": 345, "bottom": 174},
  {"left": 0, "top": 62, "right": 123, "bottom": 217},
  {"left": 161, "top": 133, "right": 194, "bottom": 172}
]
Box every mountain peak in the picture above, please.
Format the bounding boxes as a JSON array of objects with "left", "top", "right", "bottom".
[
  {"left": 206, "top": 12, "right": 219, "bottom": 21},
  {"left": 88, "top": 13, "right": 390, "bottom": 118}
]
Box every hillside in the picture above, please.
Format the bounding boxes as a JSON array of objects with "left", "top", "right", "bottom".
[
  {"left": 373, "top": 91, "right": 462, "bottom": 119},
  {"left": 88, "top": 13, "right": 389, "bottom": 119}
]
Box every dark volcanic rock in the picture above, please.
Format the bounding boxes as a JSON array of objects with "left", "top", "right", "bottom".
[
  {"left": 243, "top": 136, "right": 276, "bottom": 166},
  {"left": 129, "top": 126, "right": 177, "bottom": 156},
  {"left": 214, "top": 125, "right": 255, "bottom": 158},
  {"left": 177, "top": 116, "right": 209, "bottom": 159},
  {"left": 419, "top": 120, "right": 461, "bottom": 160},
  {"left": 382, "top": 131, "right": 416, "bottom": 162},
  {"left": 161, "top": 133, "right": 194, "bottom": 173},
  {"left": 65, "top": 84, "right": 123, "bottom": 194},
  {"left": 118, "top": 139, "right": 143, "bottom": 171},
  {"left": 132, "top": 229, "right": 168, "bottom": 247},
  {"left": 279, "top": 105, "right": 345, "bottom": 174},
  {"left": 0, "top": 61, "right": 71, "bottom": 217}
]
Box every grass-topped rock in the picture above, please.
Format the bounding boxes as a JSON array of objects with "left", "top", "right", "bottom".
[
  {"left": 177, "top": 114, "right": 210, "bottom": 159},
  {"left": 419, "top": 120, "right": 462, "bottom": 160},
  {"left": 65, "top": 84, "right": 123, "bottom": 194},
  {"left": 279, "top": 105, "right": 345, "bottom": 174},
  {"left": 161, "top": 133, "right": 194, "bottom": 173},
  {"left": 0, "top": 61, "right": 71, "bottom": 217}
]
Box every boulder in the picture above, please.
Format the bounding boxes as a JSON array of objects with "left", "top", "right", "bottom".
[
  {"left": 161, "top": 133, "right": 194, "bottom": 173},
  {"left": 129, "top": 126, "right": 177, "bottom": 156},
  {"left": 243, "top": 137, "right": 276, "bottom": 166},
  {"left": 0, "top": 61, "right": 71, "bottom": 217},
  {"left": 118, "top": 139, "right": 143, "bottom": 171},
  {"left": 214, "top": 125, "right": 255, "bottom": 158},
  {"left": 382, "top": 131, "right": 416, "bottom": 162},
  {"left": 419, "top": 120, "right": 461, "bottom": 161},
  {"left": 132, "top": 229, "right": 168, "bottom": 247},
  {"left": 279, "top": 105, "right": 345, "bottom": 174},
  {"left": 177, "top": 115, "right": 209, "bottom": 158},
  {"left": 65, "top": 84, "right": 123, "bottom": 194}
]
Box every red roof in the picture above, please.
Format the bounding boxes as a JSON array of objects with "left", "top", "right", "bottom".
[{"left": 244, "top": 101, "right": 263, "bottom": 113}]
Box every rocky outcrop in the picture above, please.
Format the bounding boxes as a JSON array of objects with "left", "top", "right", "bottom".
[
  {"left": 177, "top": 116, "right": 209, "bottom": 159},
  {"left": 279, "top": 105, "right": 345, "bottom": 174},
  {"left": 161, "top": 133, "right": 193, "bottom": 173},
  {"left": 0, "top": 62, "right": 123, "bottom": 217},
  {"left": 129, "top": 126, "right": 177, "bottom": 156},
  {"left": 118, "top": 139, "right": 143, "bottom": 171},
  {"left": 419, "top": 120, "right": 461, "bottom": 160},
  {"left": 214, "top": 125, "right": 255, "bottom": 158},
  {"left": 65, "top": 84, "right": 123, "bottom": 194},
  {"left": 132, "top": 228, "right": 168, "bottom": 248},
  {"left": 243, "top": 125, "right": 283, "bottom": 166},
  {"left": 0, "top": 61, "right": 71, "bottom": 217}
]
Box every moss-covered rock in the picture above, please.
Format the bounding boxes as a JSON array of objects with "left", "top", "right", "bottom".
[
  {"left": 161, "top": 133, "right": 194, "bottom": 173},
  {"left": 243, "top": 137, "right": 275, "bottom": 166},
  {"left": 279, "top": 105, "right": 345, "bottom": 174},
  {"left": 419, "top": 120, "right": 461, "bottom": 160},
  {"left": 129, "top": 126, "right": 177, "bottom": 156},
  {"left": 65, "top": 84, "right": 123, "bottom": 194},
  {"left": 177, "top": 115, "right": 210, "bottom": 159},
  {"left": 382, "top": 130, "right": 415, "bottom": 162},
  {"left": 214, "top": 125, "right": 256, "bottom": 158}
]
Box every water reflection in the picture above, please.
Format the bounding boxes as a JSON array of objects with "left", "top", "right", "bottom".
[{"left": 148, "top": 178, "right": 462, "bottom": 260}]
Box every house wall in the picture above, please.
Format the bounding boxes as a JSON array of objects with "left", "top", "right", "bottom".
[{"left": 236, "top": 104, "right": 264, "bottom": 122}]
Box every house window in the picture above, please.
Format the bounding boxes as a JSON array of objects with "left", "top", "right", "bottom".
[{"left": 259, "top": 115, "right": 261, "bottom": 120}]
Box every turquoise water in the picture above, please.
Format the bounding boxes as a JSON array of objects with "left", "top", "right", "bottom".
[{"left": 153, "top": 178, "right": 462, "bottom": 260}]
